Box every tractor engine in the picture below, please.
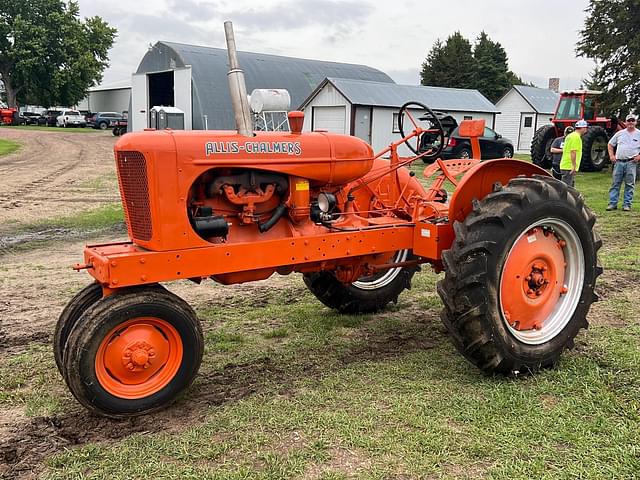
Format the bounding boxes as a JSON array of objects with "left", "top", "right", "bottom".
[{"left": 113, "top": 128, "right": 376, "bottom": 253}]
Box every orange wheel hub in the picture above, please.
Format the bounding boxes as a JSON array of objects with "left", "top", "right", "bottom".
[
  {"left": 95, "top": 317, "right": 183, "bottom": 399},
  {"left": 500, "top": 227, "right": 567, "bottom": 332}
]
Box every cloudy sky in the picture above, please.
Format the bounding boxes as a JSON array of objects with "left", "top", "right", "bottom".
[{"left": 78, "top": 0, "right": 595, "bottom": 91}]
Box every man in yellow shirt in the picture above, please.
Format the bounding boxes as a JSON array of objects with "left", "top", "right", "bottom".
[{"left": 559, "top": 119, "right": 589, "bottom": 187}]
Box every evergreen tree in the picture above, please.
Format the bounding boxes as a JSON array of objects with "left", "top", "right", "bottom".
[
  {"left": 473, "top": 31, "right": 512, "bottom": 102},
  {"left": 577, "top": 0, "right": 640, "bottom": 115},
  {"left": 421, "top": 31, "right": 528, "bottom": 102},
  {"left": 421, "top": 32, "right": 475, "bottom": 89},
  {"left": 0, "top": 0, "right": 116, "bottom": 107}
]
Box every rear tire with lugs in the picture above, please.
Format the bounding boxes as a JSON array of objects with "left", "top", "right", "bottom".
[
  {"left": 437, "top": 176, "right": 601, "bottom": 374},
  {"left": 63, "top": 287, "right": 204, "bottom": 418},
  {"left": 530, "top": 124, "right": 556, "bottom": 169},
  {"left": 303, "top": 250, "right": 417, "bottom": 314}
]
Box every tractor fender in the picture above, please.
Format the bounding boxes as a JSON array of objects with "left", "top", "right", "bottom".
[{"left": 448, "top": 159, "right": 550, "bottom": 224}]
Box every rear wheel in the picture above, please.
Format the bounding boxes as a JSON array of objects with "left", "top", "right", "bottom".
[
  {"left": 457, "top": 148, "right": 472, "bottom": 159},
  {"left": 438, "top": 176, "right": 601, "bottom": 374},
  {"left": 303, "top": 250, "right": 417, "bottom": 313},
  {"left": 502, "top": 146, "right": 514, "bottom": 158},
  {"left": 63, "top": 287, "right": 203, "bottom": 417},
  {"left": 580, "top": 126, "right": 609, "bottom": 172},
  {"left": 98, "top": 121, "right": 108, "bottom": 130},
  {"left": 531, "top": 124, "right": 556, "bottom": 169}
]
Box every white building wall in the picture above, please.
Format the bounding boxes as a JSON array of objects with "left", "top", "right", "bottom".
[
  {"left": 79, "top": 88, "right": 131, "bottom": 114},
  {"left": 495, "top": 89, "right": 555, "bottom": 152},
  {"left": 302, "top": 83, "right": 350, "bottom": 132}
]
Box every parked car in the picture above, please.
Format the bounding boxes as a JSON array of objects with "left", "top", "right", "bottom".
[
  {"left": 419, "top": 114, "right": 514, "bottom": 160},
  {"left": 87, "top": 111, "right": 124, "bottom": 129},
  {"left": 18, "top": 112, "right": 41, "bottom": 125},
  {"left": 56, "top": 109, "right": 87, "bottom": 128},
  {"left": 39, "top": 110, "right": 62, "bottom": 127}
]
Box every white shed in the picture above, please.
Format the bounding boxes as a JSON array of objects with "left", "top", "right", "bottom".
[
  {"left": 77, "top": 79, "right": 131, "bottom": 114},
  {"left": 299, "top": 78, "right": 499, "bottom": 156},
  {"left": 494, "top": 85, "right": 559, "bottom": 153}
]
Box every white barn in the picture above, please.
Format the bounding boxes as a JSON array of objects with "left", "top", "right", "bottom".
[
  {"left": 300, "top": 78, "right": 499, "bottom": 156},
  {"left": 494, "top": 85, "right": 559, "bottom": 153}
]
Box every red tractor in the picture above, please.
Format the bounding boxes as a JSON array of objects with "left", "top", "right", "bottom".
[
  {"left": 0, "top": 107, "right": 18, "bottom": 126},
  {"left": 531, "top": 90, "right": 624, "bottom": 172},
  {"left": 56, "top": 24, "right": 601, "bottom": 418}
]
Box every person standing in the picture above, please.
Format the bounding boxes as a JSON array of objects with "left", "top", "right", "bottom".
[
  {"left": 559, "top": 120, "right": 588, "bottom": 187},
  {"left": 549, "top": 126, "right": 575, "bottom": 180},
  {"left": 606, "top": 114, "right": 640, "bottom": 211}
]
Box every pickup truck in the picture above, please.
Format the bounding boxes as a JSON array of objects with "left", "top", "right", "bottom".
[{"left": 56, "top": 110, "right": 87, "bottom": 128}]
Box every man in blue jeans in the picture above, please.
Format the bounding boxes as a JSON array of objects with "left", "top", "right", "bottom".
[{"left": 607, "top": 114, "right": 640, "bottom": 211}]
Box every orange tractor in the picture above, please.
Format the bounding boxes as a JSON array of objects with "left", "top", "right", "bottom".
[{"left": 56, "top": 23, "right": 601, "bottom": 417}]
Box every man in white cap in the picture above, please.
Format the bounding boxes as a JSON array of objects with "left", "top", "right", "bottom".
[
  {"left": 559, "top": 119, "right": 589, "bottom": 187},
  {"left": 606, "top": 114, "right": 640, "bottom": 211}
]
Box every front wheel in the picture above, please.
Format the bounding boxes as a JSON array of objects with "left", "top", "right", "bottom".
[
  {"left": 303, "top": 250, "right": 417, "bottom": 313},
  {"left": 438, "top": 176, "right": 601, "bottom": 374},
  {"left": 63, "top": 287, "right": 204, "bottom": 417}
]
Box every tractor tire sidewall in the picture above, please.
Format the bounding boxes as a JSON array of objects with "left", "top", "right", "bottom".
[
  {"left": 64, "top": 289, "right": 204, "bottom": 417},
  {"left": 579, "top": 126, "right": 609, "bottom": 172},
  {"left": 438, "top": 177, "right": 599, "bottom": 373},
  {"left": 303, "top": 251, "right": 417, "bottom": 314},
  {"left": 531, "top": 125, "right": 556, "bottom": 169},
  {"left": 53, "top": 282, "right": 103, "bottom": 375}
]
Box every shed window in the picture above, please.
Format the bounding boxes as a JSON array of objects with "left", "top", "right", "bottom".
[
  {"left": 524, "top": 117, "right": 532, "bottom": 127},
  {"left": 464, "top": 115, "right": 473, "bottom": 120},
  {"left": 392, "top": 113, "right": 400, "bottom": 133}
]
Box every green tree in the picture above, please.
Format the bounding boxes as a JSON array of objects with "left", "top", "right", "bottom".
[
  {"left": 421, "top": 32, "right": 475, "bottom": 89},
  {"left": 577, "top": 0, "right": 640, "bottom": 115},
  {"left": 421, "top": 31, "right": 528, "bottom": 102},
  {"left": 0, "top": 0, "right": 116, "bottom": 108},
  {"left": 473, "top": 31, "right": 522, "bottom": 102}
]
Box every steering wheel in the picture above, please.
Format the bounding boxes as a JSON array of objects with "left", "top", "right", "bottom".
[{"left": 397, "top": 101, "right": 445, "bottom": 162}]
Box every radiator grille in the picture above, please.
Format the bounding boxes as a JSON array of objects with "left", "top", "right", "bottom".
[{"left": 116, "top": 151, "right": 152, "bottom": 241}]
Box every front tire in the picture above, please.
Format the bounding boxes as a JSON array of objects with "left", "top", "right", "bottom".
[
  {"left": 438, "top": 176, "right": 601, "bottom": 374},
  {"left": 531, "top": 125, "right": 556, "bottom": 169},
  {"left": 303, "top": 250, "right": 417, "bottom": 313},
  {"left": 63, "top": 287, "right": 204, "bottom": 417}
]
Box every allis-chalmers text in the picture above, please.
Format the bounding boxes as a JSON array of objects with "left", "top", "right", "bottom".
[{"left": 205, "top": 141, "right": 302, "bottom": 156}]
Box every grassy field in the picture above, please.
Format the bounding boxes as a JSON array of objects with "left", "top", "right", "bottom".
[
  {"left": 2, "top": 158, "right": 639, "bottom": 479},
  {"left": 0, "top": 137, "right": 21, "bottom": 155}
]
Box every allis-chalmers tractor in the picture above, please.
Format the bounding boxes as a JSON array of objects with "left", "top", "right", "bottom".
[
  {"left": 531, "top": 89, "right": 624, "bottom": 172},
  {"left": 56, "top": 23, "right": 601, "bottom": 418}
]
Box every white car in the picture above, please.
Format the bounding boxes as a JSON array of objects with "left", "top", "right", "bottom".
[{"left": 56, "top": 110, "right": 87, "bottom": 128}]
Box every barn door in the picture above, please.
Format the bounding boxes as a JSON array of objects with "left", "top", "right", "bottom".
[
  {"left": 173, "top": 66, "right": 192, "bottom": 130},
  {"left": 131, "top": 73, "right": 148, "bottom": 131},
  {"left": 518, "top": 114, "right": 535, "bottom": 151}
]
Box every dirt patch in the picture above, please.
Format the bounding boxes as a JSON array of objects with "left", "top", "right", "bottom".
[{"left": 0, "top": 129, "right": 119, "bottom": 229}]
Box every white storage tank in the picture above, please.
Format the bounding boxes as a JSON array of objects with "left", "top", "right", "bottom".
[{"left": 249, "top": 89, "right": 291, "bottom": 113}]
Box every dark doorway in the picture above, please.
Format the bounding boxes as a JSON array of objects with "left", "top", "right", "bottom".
[{"left": 148, "top": 71, "right": 174, "bottom": 108}]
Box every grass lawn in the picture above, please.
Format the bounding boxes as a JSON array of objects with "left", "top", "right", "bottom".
[
  {"left": 0, "top": 137, "right": 21, "bottom": 155},
  {"left": 2, "top": 156, "right": 639, "bottom": 479}
]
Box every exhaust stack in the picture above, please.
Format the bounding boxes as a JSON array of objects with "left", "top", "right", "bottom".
[{"left": 224, "top": 21, "right": 253, "bottom": 137}]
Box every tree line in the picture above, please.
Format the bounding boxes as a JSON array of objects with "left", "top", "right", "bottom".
[{"left": 420, "top": 31, "right": 528, "bottom": 103}]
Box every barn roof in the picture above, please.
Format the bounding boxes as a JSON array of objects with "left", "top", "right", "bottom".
[
  {"left": 136, "top": 41, "right": 394, "bottom": 129},
  {"left": 511, "top": 85, "right": 559, "bottom": 114},
  {"left": 301, "top": 78, "right": 498, "bottom": 113}
]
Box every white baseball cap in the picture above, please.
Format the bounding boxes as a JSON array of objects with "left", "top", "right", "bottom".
[
  {"left": 575, "top": 119, "right": 588, "bottom": 128},
  {"left": 626, "top": 114, "right": 637, "bottom": 121}
]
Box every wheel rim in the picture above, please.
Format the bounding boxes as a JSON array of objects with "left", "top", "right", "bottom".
[
  {"left": 499, "top": 219, "right": 584, "bottom": 345},
  {"left": 590, "top": 137, "right": 608, "bottom": 166},
  {"left": 503, "top": 148, "right": 513, "bottom": 158},
  {"left": 460, "top": 150, "right": 470, "bottom": 159},
  {"left": 95, "top": 317, "right": 183, "bottom": 399},
  {"left": 353, "top": 250, "right": 409, "bottom": 290}
]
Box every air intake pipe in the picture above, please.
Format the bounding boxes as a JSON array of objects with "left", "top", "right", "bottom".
[{"left": 224, "top": 21, "right": 253, "bottom": 137}]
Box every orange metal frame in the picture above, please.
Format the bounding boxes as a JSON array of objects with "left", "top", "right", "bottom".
[{"left": 75, "top": 115, "right": 549, "bottom": 293}]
